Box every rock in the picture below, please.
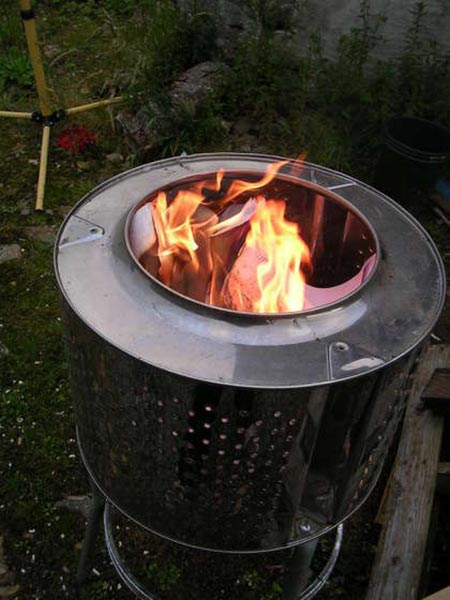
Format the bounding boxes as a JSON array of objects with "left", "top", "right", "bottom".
[
  {"left": 55, "top": 495, "right": 91, "bottom": 519},
  {"left": 0, "top": 585, "right": 20, "bottom": 598},
  {"left": 171, "top": 61, "right": 230, "bottom": 109},
  {"left": 0, "top": 245, "right": 22, "bottom": 265},
  {"left": 116, "top": 104, "right": 160, "bottom": 154},
  {"left": 106, "top": 152, "right": 123, "bottom": 164},
  {"left": 23, "top": 226, "right": 57, "bottom": 244},
  {"left": 118, "top": 61, "right": 230, "bottom": 153}
]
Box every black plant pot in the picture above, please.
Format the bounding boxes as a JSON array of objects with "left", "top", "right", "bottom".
[{"left": 375, "top": 117, "right": 450, "bottom": 206}]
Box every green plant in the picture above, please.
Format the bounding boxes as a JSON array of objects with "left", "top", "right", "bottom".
[
  {"left": 0, "top": 48, "right": 34, "bottom": 91},
  {"left": 0, "top": 4, "right": 24, "bottom": 52},
  {"left": 223, "top": 35, "right": 302, "bottom": 121},
  {"left": 239, "top": 569, "right": 283, "bottom": 600},
  {"left": 146, "top": 560, "right": 181, "bottom": 592},
  {"left": 130, "top": 0, "right": 217, "bottom": 99},
  {"left": 156, "top": 94, "right": 228, "bottom": 156},
  {"left": 242, "top": 0, "right": 299, "bottom": 33},
  {"left": 397, "top": 0, "right": 450, "bottom": 121}
]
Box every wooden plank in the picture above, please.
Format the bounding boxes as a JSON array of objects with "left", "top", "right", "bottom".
[
  {"left": 366, "top": 344, "right": 450, "bottom": 600},
  {"left": 436, "top": 462, "right": 450, "bottom": 496},
  {"left": 423, "top": 586, "right": 450, "bottom": 600},
  {"left": 421, "top": 369, "right": 450, "bottom": 411}
]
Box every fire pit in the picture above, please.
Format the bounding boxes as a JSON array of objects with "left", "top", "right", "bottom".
[
  {"left": 125, "top": 161, "right": 378, "bottom": 315},
  {"left": 55, "top": 153, "right": 445, "bottom": 594}
]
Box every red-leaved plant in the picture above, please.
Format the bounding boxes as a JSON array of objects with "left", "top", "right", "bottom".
[{"left": 57, "top": 124, "right": 97, "bottom": 155}]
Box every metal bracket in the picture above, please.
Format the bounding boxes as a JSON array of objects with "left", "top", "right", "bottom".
[{"left": 31, "top": 109, "right": 65, "bottom": 127}]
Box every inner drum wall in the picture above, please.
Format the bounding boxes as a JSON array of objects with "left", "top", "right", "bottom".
[{"left": 63, "top": 303, "right": 414, "bottom": 552}]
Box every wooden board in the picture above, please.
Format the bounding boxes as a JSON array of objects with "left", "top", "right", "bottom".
[
  {"left": 366, "top": 344, "right": 450, "bottom": 600},
  {"left": 423, "top": 586, "right": 450, "bottom": 600},
  {"left": 422, "top": 368, "right": 450, "bottom": 411}
]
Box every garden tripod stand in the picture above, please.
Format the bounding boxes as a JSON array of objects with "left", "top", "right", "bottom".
[{"left": 0, "top": 0, "right": 122, "bottom": 210}]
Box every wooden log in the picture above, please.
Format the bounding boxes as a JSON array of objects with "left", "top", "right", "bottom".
[{"left": 365, "top": 344, "right": 450, "bottom": 600}]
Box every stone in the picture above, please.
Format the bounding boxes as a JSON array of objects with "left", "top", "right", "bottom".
[
  {"left": 118, "top": 61, "right": 230, "bottom": 153},
  {"left": 0, "top": 585, "right": 20, "bottom": 598},
  {"left": 106, "top": 152, "right": 123, "bottom": 164},
  {"left": 116, "top": 105, "right": 160, "bottom": 153},
  {"left": 0, "top": 245, "right": 22, "bottom": 265},
  {"left": 170, "top": 61, "right": 230, "bottom": 109},
  {"left": 23, "top": 226, "right": 57, "bottom": 244},
  {"left": 55, "top": 495, "right": 91, "bottom": 519}
]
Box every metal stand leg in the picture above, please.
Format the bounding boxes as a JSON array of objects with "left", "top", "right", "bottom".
[
  {"left": 283, "top": 538, "right": 319, "bottom": 600},
  {"left": 283, "top": 525, "right": 344, "bottom": 600},
  {"left": 76, "top": 482, "right": 105, "bottom": 587}
]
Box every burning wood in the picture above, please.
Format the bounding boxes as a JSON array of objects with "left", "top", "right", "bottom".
[{"left": 130, "top": 160, "right": 377, "bottom": 314}]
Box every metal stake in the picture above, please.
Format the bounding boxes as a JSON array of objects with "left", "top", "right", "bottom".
[
  {"left": 76, "top": 481, "right": 105, "bottom": 587},
  {"left": 283, "top": 538, "right": 319, "bottom": 600}
]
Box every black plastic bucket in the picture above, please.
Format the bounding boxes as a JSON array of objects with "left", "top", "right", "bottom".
[{"left": 374, "top": 117, "right": 450, "bottom": 205}]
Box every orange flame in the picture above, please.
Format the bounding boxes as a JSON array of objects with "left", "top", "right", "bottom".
[
  {"left": 148, "top": 157, "right": 311, "bottom": 313},
  {"left": 231, "top": 197, "right": 310, "bottom": 312}
]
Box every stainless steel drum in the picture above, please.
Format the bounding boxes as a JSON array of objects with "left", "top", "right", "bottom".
[{"left": 55, "top": 153, "right": 445, "bottom": 552}]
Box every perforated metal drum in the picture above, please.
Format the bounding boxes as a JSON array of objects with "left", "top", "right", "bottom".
[{"left": 55, "top": 153, "right": 445, "bottom": 552}]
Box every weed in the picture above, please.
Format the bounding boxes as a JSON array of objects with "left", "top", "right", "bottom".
[
  {"left": 146, "top": 560, "right": 181, "bottom": 592},
  {"left": 129, "top": 0, "right": 217, "bottom": 99},
  {"left": 0, "top": 48, "right": 34, "bottom": 91}
]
